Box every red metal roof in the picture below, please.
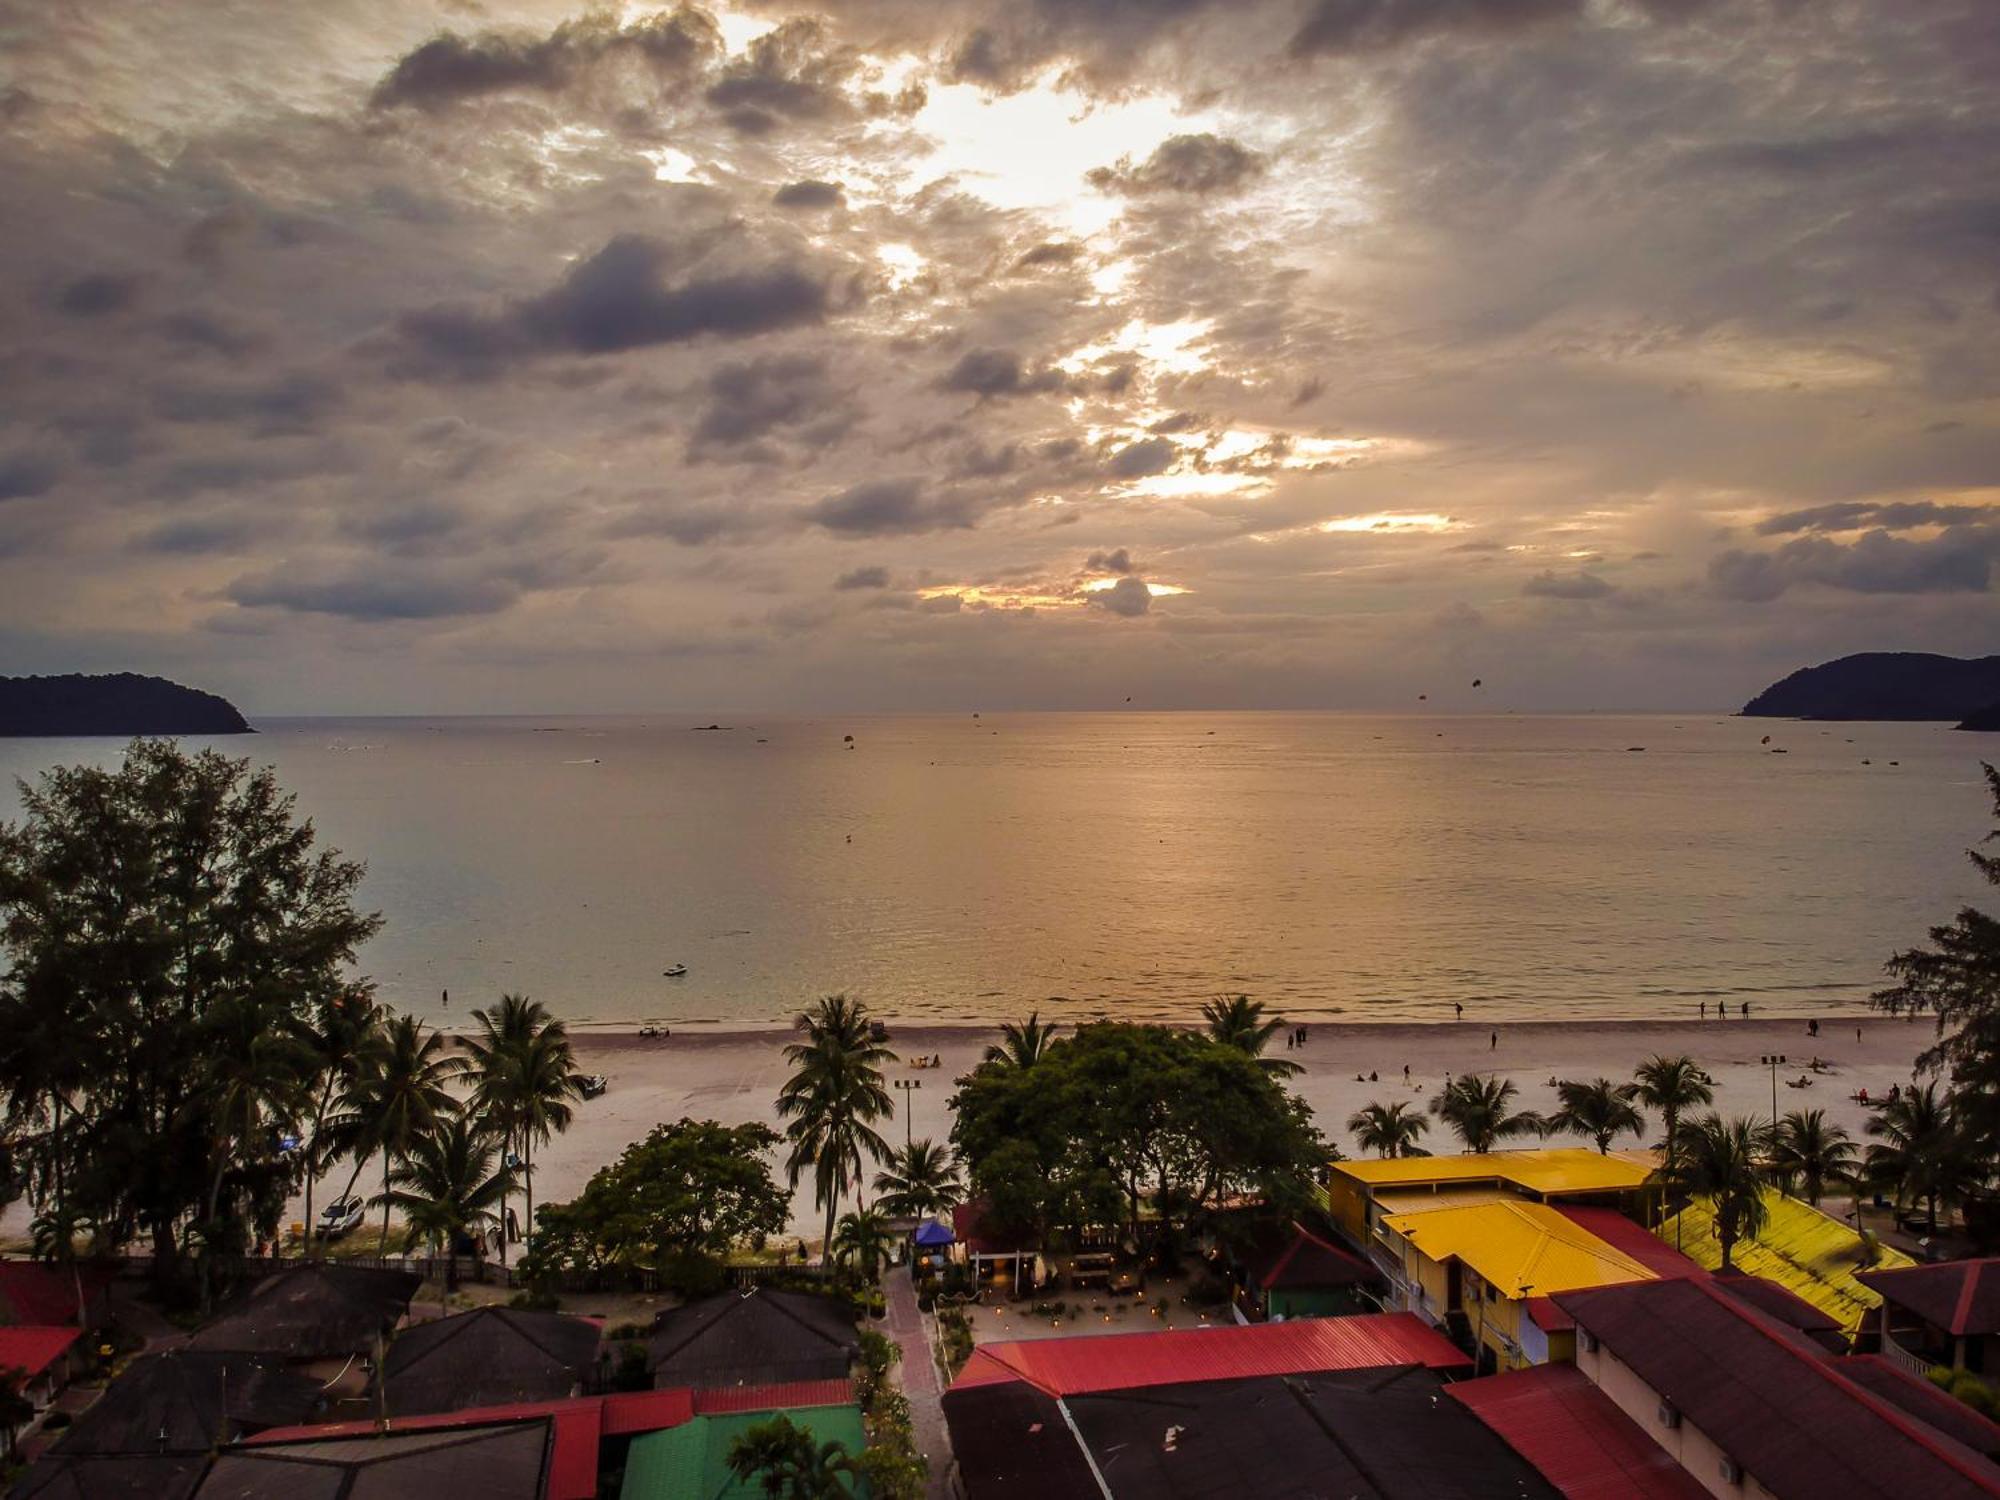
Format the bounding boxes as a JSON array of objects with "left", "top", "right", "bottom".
[
  {"left": 693, "top": 1379, "right": 854, "bottom": 1414},
  {"left": 249, "top": 1398, "right": 604, "bottom": 1500},
  {"left": 1448, "top": 1364, "right": 1710, "bottom": 1500},
  {"left": 0, "top": 1325, "right": 81, "bottom": 1378},
  {"left": 1552, "top": 1207, "right": 1705, "bottom": 1280},
  {"left": 950, "top": 1312, "right": 1469, "bottom": 1397},
  {"left": 599, "top": 1387, "right": 696, "bottom": 1436},
  {"left": 0, "top": 1261, "right": 110, "bottom": 1326}
]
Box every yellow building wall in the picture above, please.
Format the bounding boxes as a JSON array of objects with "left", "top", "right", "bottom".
[{"left": 1326, "top": 1172, "right": 1372, "bottom": 1243}]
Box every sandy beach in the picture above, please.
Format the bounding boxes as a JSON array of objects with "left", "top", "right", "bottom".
[
  {"left": 533, "top": 1013, "right": 1934, "bottom": 1237},
  {"left": 0, "top": 1012, "right": 1940, "bottom": 1249}
]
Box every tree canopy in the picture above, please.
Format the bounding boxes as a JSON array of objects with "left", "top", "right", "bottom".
[
  {"left": 0, "top": 741, "right": 381, "bottom": 1285},
  {"left": 524, "top": 1119, "right": 788, "bottom": 1284},
  {"left": 950, "top": 1021, "right": 1323, "bottom": 1251}
]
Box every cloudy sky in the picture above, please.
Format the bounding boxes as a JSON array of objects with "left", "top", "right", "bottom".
[{"left": 1, "top": 0, "right": 1995, "bottom": 714}]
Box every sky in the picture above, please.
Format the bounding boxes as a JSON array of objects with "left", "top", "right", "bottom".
[{"left": 0, "top": 0, "right": 1996, "bottom": 715}]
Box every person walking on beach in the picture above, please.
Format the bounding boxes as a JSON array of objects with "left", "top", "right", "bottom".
[
  {"left": 1404, "top": 1064, "right": 1411, "bottom": 1084},
  {"left": 1700, "top": 1001, "right": 1706, "bottom": 1019},
  {"left": 1490, "top": 1030, "right": 1497, "bottom": 1050},
  {"left": 1455, "top": 1002, "right": 1464, "bottom": 1021}
]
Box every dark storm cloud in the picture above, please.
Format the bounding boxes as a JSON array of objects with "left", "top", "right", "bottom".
[
  {"left": 1087, "top": 134, "right": 1266, "bottom": 197},
  {"left": 392, "top": 235, "right": 832, "bottom": 374},
  {"left": 1523, "top": 569, "right": 1614, "bottom": 600},
  {"left": 228, "top": 567, "right": 519, "bottom": 620},
  {"left": 1086, "top": 548, "right": 1136, "bottom": 573},
  {"left": 703, "top": 16, "right": 919, "bottom": 134},
  {"left": 1087, "top": 575, "right": 1153, "bottom": 616},
  {"left": 56, "top": 272, "right": 140, "bottom": 317},
  {"left": 940, "top": 348, "right": 1063, "bottom": 398},
  {"left": 1013, "top": 241, "right": 1082, "bottom": 270},
  {"left": 1754, "top": 499, "right": 1994, "bottom": 536},
  {"left": 1106, "top": 437, "right": 1176, "bottom": 478},
  {"left": 772, "top": 180, "right": 845, "bottom": 209},
  {"left": 153, "top": 372, "right": 341, "bottom": 435},
  {"left": 692, "top": 355, "right": 850, "bottom": 448},
  {"left": 0, "top": 453, "right": 60, "bottom": 501},
  {"left": 1708, "top": 527, "right": 1998, "bottom": 602},
  {"left": 834, "top": 564, "right": 890, "bottom": 589},
  {"left": 1289, "top": 0, "right": 1585, "bottom": 58},
  {"left": 371, "top": 7, "right": 722, "bottom": 110},
  {"left": 804, "top": 478, "right": 980, "bottom": 536}
]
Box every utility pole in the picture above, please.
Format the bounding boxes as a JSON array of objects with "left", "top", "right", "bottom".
[
  {"left": 1760, "top": 1055, "right": 1787, "bottom": 1122},
  {"left": 893, "top": 1077, "right": 921, "bottom": 1149}
]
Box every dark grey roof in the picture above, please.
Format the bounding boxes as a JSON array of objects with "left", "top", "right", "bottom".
[
  {"left": 383, "top": 1308, "right": 601, "bottom": 1417},
  {"left": 48, "top": 1351, "right": 324, "bottom": 1457},
  {"left": 193, "top": 1419, "right": 553, "bottom": 1500},
  {"left": 946, "top": 1366, "right": 1562, "bottom": 1500},
  {"left": 645, "top": 1288, "right": 856, "bottom": 1388},
  {"left": 187, "top": 1265, "right": 419, "bottom": 1360},
  {"left": 7, "top": 1454, "right": 209, "bottom": 1500}
]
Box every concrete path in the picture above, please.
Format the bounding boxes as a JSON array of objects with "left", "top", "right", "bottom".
[{"left": 884, "top": 1265, "right": 953, "bottom": 1499}]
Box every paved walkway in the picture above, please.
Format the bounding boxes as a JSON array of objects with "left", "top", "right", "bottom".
[{"left": 883, "top": 1265, "right": 952, "bottom": 1499}]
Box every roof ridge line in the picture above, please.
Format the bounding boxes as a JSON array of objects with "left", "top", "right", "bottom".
[
  {"left": 1954, "top": 1261, "right": 1987, "bottom": 1337},
  {"left": 1679, "top": 1275, "right": 2000, "bottom": 1494}
]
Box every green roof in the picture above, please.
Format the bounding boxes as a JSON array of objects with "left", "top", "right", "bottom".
[{"left": 621, "top": 1406, "right": 869, "bottom": 1500}]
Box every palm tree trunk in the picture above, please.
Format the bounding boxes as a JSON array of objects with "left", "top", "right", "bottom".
[
  {"left": 522, "top": 1138, "right": 533, "bottom": 1257},
  {"left": 379, "top": 1153, "right": 393, "bottom": 1255}
]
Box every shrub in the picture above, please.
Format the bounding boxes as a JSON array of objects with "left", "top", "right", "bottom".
[
  {"left": 610, "top": 1341, "right": 650, "bottom": 1393},
  {"left": 659, "top": 1252, "right": 729, "bottom": 1300},
  {"left": 507, "top": 1289, "right": 560, "bottom": 1312}
]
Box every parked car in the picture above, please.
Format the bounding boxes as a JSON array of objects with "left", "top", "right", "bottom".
[
  {"left": 579, "top": 1074, "right": 608, "bottom": 1099},
  {"left": 318, "top": 1197, "right": 365, "bottom": 1241}
]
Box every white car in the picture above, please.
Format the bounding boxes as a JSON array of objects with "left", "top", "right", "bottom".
[{"left": 318, "top": 1197, "right": 365, "bottom": 1241}]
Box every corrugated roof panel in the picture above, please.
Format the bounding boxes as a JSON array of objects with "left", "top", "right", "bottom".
[
  {"left": 1382, "top": 1200, "right": 1658, "bottom": 1298},
  {"left": 948, "top": 1311, "right": 1468, "bottom": 1397},
  {"left": 247, "top": 1397, "right": 603, "bottom": 1500},
  {"left": 1334, "top": 1149, "right": 1657, "bottom": 1195},
  {"left": 1659, "top": 1190, "right": 1914, "bottom": 1331},
  {"left": 1448, "top": 1363, "right": 1711, "bottom": 1500},
  {"left": 693, "top": 1380, "right": 854, "bottom": 1414},
  {"left": 0, "top": 1325, "right": 81, "bottom": 1376}
]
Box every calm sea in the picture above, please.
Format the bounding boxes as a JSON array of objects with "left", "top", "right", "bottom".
[{"left": 0, "top": 713, "right": 1991, "bottom": 1029}]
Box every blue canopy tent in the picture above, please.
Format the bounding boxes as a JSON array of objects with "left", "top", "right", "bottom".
[{"left": 914, "top": 1220, "right": 956, "bottom": 1249}]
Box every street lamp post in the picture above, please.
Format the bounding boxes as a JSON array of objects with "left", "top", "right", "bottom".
[
  {"left": 893, "top": 1077, "right": 921, "bottom": 1148},
  {"left": 1760, "top": 1055, "right": 1787, "bottom": 1121}
]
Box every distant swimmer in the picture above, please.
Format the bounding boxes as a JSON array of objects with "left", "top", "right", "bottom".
[
  {"left": 1700, "top": 1001, "right": 1706, "bottom": 1018},
  {"left": 1472, "top": 678, "right": 1482, "bottom": 688}
]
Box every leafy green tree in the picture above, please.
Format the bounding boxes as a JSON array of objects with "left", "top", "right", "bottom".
[
  {"left": 1551, "top": 1078, "right": 1646, "bottom": 1155},
  {"left": 1427, "top": 1075, "right": 1544, "bottom": 1153},
  {"left": 1769, "top": 1108, "right": 1858, "bottom": 1207},
  {"left": 777, "top": 996, "right": 893, "bottom": 1262},
  {"left": 1346, "top": 1101, "right": 1430, "bottom": 1158},
  {"left": 522, "top": 1119, "right": 788, "bottom": 1286},
  {"left": 1865, "top": 1081, "right": 1978, "bottom": 1233},
  {"left": 460, "top": 994, "right": 585, "bottom": 1261},
  {"left": 376, "top": 1115, "right": 514, "bottom": 1308},
  {"left": 0, "top": 1368, "right": 35, "bottom": 1463},
  {"left": 982, "top": 1012, "right": 1059, "bottom": 1071},
  {"left": 0, "top": 741, "right": 381, "bottom": 1287},
  {"left": 833, "top": 1207, "right": 894, "bottom": 1284},
  {"left": 1671, "top": 1113, "right": 1772, "bottom": 1271},
  {"left": 1201, "top": 994, "right": 1301, "bottom": 1078},
  {"left": 1632, "top": 1055, "right": 1713, "bottom": 1166},
  {"left": 725, "top": 1414, "right": 857, "bottom": 1499},
  {"left": 952, "top": 1023, "right": 1323, "bottom": 1253},
  {"left": 872, "top": 1139, "right": 963, "bottom": 1218},
  {"left": 347, "top": 1013, "right": 462, "bottom": 1253},
  {"left": 1874, "top": 764, "right": 2000, "bottom": 1170}
]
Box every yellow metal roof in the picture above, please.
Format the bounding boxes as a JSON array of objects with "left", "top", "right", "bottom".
[
  {"left": 1657, "top": 1190, "right": 1916, "bottom": 1331},
  {"left": 1371, "top": 1186, "right": 1521, "bottom": 1217},
  {"left": 1333, "top": 1148, "right": 1658, "bottom": 1197},
  {"left": 1381, "top": 1199, "right": 1659, "bottom": 1299}
]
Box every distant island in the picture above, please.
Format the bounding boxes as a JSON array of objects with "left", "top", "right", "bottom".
[
  {"left": 0, "top": 673, "right": 253, "bottom": 737},
  {"left": 1741, "top": 652, "right": 2000, "bottom": 730}
]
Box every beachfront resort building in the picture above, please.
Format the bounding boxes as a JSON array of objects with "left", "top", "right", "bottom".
[
  {"left": 1325, "top": 1147, "right": 1661, "bottom": 1250},
  {"left": 1860, "top": 1256, "right": 2000, "bottom": 1380}
]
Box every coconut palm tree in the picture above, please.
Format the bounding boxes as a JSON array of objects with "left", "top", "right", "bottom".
[
  {"left": 1769, "top": 1108, "right": 1859, "bottom": 1207},
  {"left": 1200, "top": 994, "right": 1301, "bottom": 1078},
  {"left": 832, "top": 1207, "right": 894, "bottom": 1284},
  {"left": 1346, "top": 1101, "right": 1431, "bottom": 1159},
  {"left": 1427, "top": 1075, "right": 1544, "bottom": 1153},
  {"left": 297, "top": 991, "right": 381, "bottom": 1261},
  {"left": 1865, "top": 1081, "right": 1978, "bottom": 1234},
  {"left": 1551, "top": 1078, "right": 1647, "bottom": 1155},
  {"left": 461, "top": 995, "right": 585, "bottom": 1261},
  {"left": 192, "top": 998, "right": 320, "bottom": 1309},
  {"left": 777, "top": 995, "right": 893, "bottom": 1263},
  {"left": 375, "top": 1115, "right": 514, "bottom": 1311},
  {"left": 726, "top": 1414, "right": 858, "bottom": 1499},
  {"left": 982, "top": 1012, "right": 1059, "bottom": 1071},
  {"left": 1632, "top": 1054, "right": 1713, "bottom": 1166},
  {"left": 873, "top": 1139, "right": 963, "bottom": 1218},
  {"left": 1670, "top": 1113, "right": 1772, "bottom": 1270},
  {"left": 346, "top": 1012, "right": 464, "bottom": 1254}
]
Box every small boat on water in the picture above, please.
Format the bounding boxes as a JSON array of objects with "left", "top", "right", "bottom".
[{"left": 663, "top": 963, "right": 688, "bottom": 977}]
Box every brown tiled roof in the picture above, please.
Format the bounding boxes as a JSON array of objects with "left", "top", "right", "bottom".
[{"left": 1859, "top": 1258, "right": 2000, "bottom": 1337}]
